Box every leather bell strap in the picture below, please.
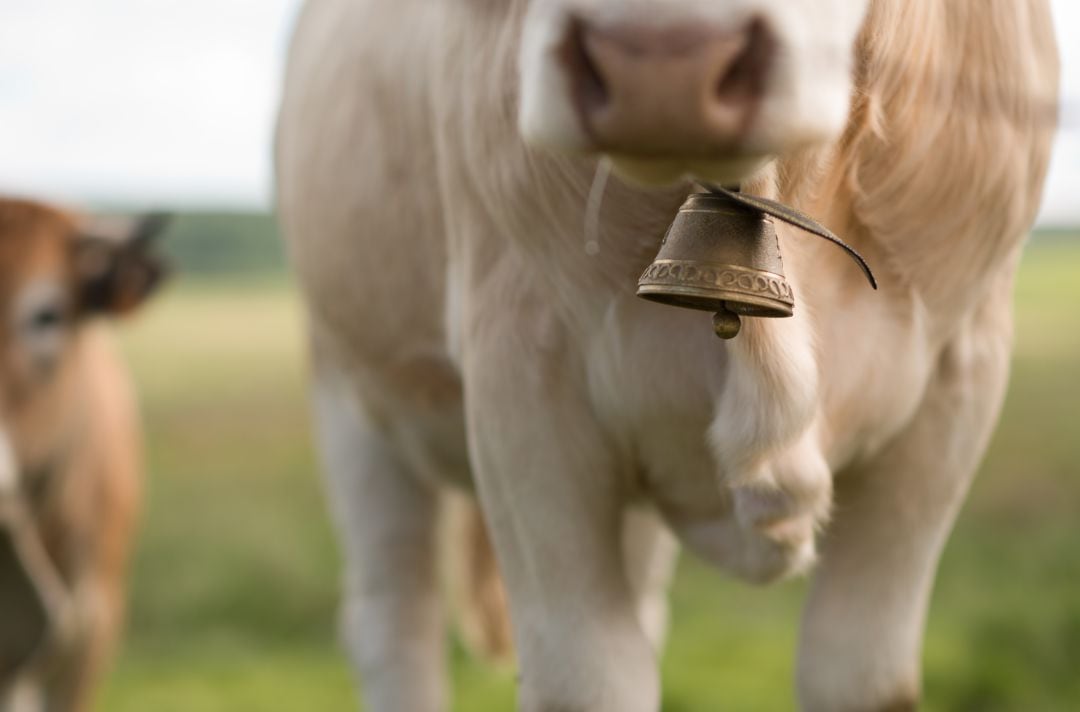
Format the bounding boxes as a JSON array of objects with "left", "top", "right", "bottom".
[{"left": 702, "top": 183, "right": 878, "bottom": 290}]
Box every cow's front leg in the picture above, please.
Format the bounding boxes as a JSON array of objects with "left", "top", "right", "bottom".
[
  {"left": 463, "top": 318, "right": 659, "bottom": 712},
  {"left": 621, "top": 506, "right": 678, "bottom": 653},
  {"left": 39, "top": 575, "right": 123, "bottom": 712},
  {"left": 311, "top": 359, "right": 446, "bottom": 712},
  {"left": 797, "top": 323, "right": 1011, "bottom": 712}
]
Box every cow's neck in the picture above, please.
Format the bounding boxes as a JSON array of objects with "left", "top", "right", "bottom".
[{"left": 434, "top": 3, "right": 687, "bottom": 326}]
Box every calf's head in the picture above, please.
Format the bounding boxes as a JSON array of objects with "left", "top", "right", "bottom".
[
  {"left": 519, "top": 0, "right": 872, "bottom": 184},
  {"left": 0, "top": 199, "right": 167, "bottom": 406}
]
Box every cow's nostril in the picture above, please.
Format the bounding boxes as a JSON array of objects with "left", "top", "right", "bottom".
[
  {"left": 559, "top": 18, "right": 610, "bottom": 118},
  {"left": 557, "top": 16, "right": 777, "bottom": 155},
  {"left": 716, "top": 19, "right": 775, "bottom": 107}
]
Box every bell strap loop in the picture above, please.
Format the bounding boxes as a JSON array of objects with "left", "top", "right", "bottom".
[{"left": 702, "top": 184, "right": 878, "bottom": 290}]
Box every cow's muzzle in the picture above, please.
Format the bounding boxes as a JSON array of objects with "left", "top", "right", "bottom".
[{"left": 559, "top": 17, "right": 775, "bottom": 157}]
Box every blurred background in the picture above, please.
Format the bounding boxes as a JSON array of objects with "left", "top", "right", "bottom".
[{"left": 1, "top": 1, "right": 1078, "bottom": 710}]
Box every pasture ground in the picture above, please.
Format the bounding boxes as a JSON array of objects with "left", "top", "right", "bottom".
[{"left": 102, "top": 237, "right": 1080, "bottom": 711}]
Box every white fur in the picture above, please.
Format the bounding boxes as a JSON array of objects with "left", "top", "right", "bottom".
[{"left": 310, "top": 361, "right": 448, "bottom": 712}]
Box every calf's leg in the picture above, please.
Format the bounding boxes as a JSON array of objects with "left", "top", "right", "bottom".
[
  {"left": 0, "top": 677, "right": 43, "bottom": 712},
  {"left": 39, "top": 577, "right": 120, "bottom": 712}
]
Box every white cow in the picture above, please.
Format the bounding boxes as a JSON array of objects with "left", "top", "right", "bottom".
[{"left": 275, "top": 1, "right": 1059, "bottom": 710}]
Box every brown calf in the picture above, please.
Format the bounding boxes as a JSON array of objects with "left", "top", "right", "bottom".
[{"left": 0, "top": 198, "right": 165, "bottom": 712}]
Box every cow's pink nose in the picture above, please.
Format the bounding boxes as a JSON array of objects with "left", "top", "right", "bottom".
[{"left": 560, "top": 19, "right": 774, "bottom": 155}]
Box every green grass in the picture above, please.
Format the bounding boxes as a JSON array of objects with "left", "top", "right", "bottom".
[{"left": 101, "top": 240, "right": 1080, "bottom": 711}]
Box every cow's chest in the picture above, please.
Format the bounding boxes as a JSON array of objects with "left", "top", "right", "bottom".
[{"left": 583, "top": 297, "right": 745, "bottom": 541}]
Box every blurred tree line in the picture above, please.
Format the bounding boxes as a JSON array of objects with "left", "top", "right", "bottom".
[
  {"left": 157, "top": 212, "right": 287, "bottom": 276},
  {"left": 150, "top": 211, "right": 1073, "bottom": 278}
]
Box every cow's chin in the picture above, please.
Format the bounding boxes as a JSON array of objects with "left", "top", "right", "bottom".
[{"left": 606, "top": 153, "right": 771, "bottom": 189}]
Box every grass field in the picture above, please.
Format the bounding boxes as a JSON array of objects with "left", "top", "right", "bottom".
[{"left": 101, "top": 239, "right": 1080, "bottom": 711}]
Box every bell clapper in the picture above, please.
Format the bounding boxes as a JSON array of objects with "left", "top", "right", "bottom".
[
  {"left": 713, "top": 308, "right": 741, "bottom": 339},
  {"left": 637, "top": 186, "right": 877, "bottom": 340},
  {"left": 636, "top": 192, "right": 794, "bottom": 340}
]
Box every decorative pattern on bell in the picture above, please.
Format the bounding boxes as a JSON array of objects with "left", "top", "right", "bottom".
[{"left": 637, "top": 192, "right": 794, "bottom": 339}]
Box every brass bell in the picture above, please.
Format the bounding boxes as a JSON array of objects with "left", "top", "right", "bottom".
[
  {"left": 637, "top": 192, "right": 794, "bottom": 339},
  {"left": 637, "top": 186, "right": 877, "bottom": 340}
]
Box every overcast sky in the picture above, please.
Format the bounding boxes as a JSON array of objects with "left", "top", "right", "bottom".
[{"left": 0, "top": 1, "right": 1077, "bottom": 225}]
